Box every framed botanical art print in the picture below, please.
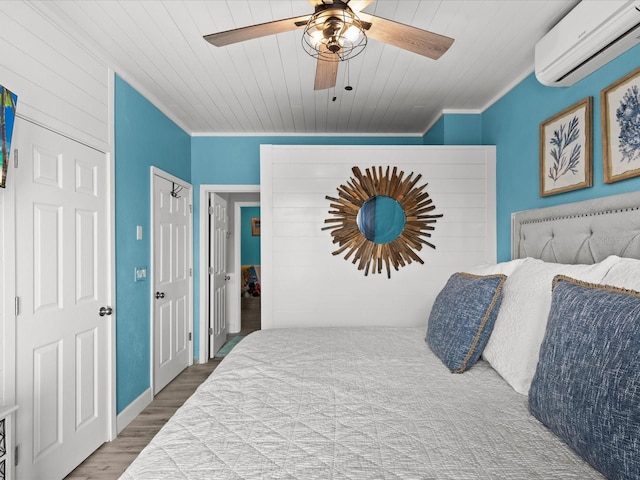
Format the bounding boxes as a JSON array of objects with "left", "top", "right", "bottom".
[
  {"left": 539, "top": 97, "right": 593, "bottom": 197},
  {"left": 601, "top": 66, "right": 640, "bottom": 184}
]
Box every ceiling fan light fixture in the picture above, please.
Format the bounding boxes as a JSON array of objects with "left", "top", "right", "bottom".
[
  {"left": 343, "top": 25, "right": 362, "bottom": 42},
  {"left": 308, "top": 30, "right": 324, "bottom": 47},
  {"left": 302, "top": 4, "right": 367, "bottom": 62}
]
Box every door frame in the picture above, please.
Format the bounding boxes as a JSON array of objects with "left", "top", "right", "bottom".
[
  {"left": 1, "top": 117, "right": 17, "bottom": 430},
  {"left": 198, "top": 184, "right": 260, "bottom": 364},
  {"left": 107, "top": 71, "right": 117, "bottom": 440},
  {"left": 150, "top": 167, "right": 194, "bottom": 395}
]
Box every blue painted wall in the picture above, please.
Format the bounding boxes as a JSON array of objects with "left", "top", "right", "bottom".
[
  {"left": 115, "top": 76, "right": 191, "bottom": 413},
  {"left": 191, "top": 135, "right": 423, "bottom": 185},
  {"left": 444, "top": 114, "right": 482, "bottom": 145},
  {"left": 482, "top": 43, "right": 640, "bottom": 260},
  {"left": 423, "top": 114, "right": 481, "bottom": 145},
  {"left": 241, "top": 206, "right": 261, "bottom": 265}
]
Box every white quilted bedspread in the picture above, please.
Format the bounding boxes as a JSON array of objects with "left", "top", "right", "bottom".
[{"left": 120, "top": 327, "right": 602, "bottom": 479}]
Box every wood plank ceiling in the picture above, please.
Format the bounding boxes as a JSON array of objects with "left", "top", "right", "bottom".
[{"left": 33, "top": 0, "right": 578, "bottom": 136}]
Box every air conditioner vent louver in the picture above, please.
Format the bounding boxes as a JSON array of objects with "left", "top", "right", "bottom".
[{"left": 556, "top": 21, "right": 640, "bottom": 82}]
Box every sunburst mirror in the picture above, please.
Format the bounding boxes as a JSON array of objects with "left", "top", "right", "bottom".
[{"left": 322, "top": 166, "right": 443, "bottom": 278}]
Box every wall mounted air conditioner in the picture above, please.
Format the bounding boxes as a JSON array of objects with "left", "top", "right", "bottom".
[{"left": 535, "top": 0, "right": 640, "bottom": 87}]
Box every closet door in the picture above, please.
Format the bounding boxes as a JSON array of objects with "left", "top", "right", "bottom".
[
  {"left": 15, "top": 119, "right": 112, "bottom": 479},
  {"left": 152, "top": 172, "right": 192, "bottom": 394}
]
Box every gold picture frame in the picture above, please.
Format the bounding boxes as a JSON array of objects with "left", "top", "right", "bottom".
[
  {"left": 539, "top": 97, "right": 593, "bottom": 197},
  {"left": 601, "top": 66, "right": 640, "bottom": 184},
  {"left": 322, "top": 166, "right": 442, "bottom": 278}
]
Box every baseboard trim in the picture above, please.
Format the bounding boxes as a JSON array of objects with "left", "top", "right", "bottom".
[{"left": 116, "top": 388, "right": 153, "bottom": 434}]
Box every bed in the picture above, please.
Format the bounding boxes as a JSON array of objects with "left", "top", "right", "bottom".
[{"left": 120, "top": 191, "right": 640, "bottom": 480}]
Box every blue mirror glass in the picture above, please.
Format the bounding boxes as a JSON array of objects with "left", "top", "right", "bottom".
[{"left": 356, "top": 195, "right": 406, "bottom": 244}]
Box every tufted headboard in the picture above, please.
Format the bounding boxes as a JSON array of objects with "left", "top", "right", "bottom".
[{"left": 512, "top": 191, "right": 640, "bottom": 264}]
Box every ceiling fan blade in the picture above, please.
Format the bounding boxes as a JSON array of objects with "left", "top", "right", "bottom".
[
  {"left": 358, "top": 12, "right": 454, "bottom": 60},
  {"left": 314, "top": 53, "right": 339, "bottom": 90},
  {"left": 204, "top": 15, "right": 311, "bottom": 47},
  {"left": 347, "top": 0, "right": 373, "bottom": 12}
]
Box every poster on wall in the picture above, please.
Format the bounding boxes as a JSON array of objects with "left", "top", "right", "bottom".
[
  {"left": 251, "top": 217, "right": 260, "bottom": 236},
  {"left": 539, "top": 97, "right": 593, "bottom": 197},
  {"left": 1, "top": 84, "right": 18, "bottom": 189},
  {"left": 602, "top": 66, "right": 640, "bottom": 184}
]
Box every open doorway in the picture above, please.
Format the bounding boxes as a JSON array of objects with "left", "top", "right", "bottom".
[
  {"left": 198, "top": 185, "right": 260, "bottom": 362},
  {"left": 238, "top": 203, "right": 261, "bottom": 336}
]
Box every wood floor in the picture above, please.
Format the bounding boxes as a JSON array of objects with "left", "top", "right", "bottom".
[
  {"left": 235, "top": 295, "right": 261, "bottom": 336},
  {"left": 65, "top": 297, "right": 261, "bottom": 480}
]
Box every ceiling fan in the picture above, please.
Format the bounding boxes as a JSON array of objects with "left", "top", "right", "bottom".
[{"left": 204, "top": 0, "right": 454, "bottom": 91}]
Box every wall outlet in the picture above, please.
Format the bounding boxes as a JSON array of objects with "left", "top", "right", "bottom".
[{"left": 135, "top": 267, "right": 147, "bottom": 282}]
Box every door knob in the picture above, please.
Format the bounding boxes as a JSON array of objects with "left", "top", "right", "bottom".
[
  {"left": 224, "top": 275, "right": 231, "bottom": 281},
  {"left": 155, "top": 292, "right": 165, "bottom": 299},
  {"left": 99, "top": 306, "right": 113, "bottom": 316}
]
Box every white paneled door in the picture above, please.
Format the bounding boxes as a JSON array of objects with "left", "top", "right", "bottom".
[
  {"left": 210, "top": 193, "right": 229, "bottom": 356},
  {"left": 15, "top": 119, "right": 112, "bottom": 479},
  {"left": 152, "top": 172, "right": 192, "bottom": 394}
]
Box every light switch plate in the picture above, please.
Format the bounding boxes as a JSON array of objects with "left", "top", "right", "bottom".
[{"left": 135, "top": 267, "right": 147, "bottom": 282}]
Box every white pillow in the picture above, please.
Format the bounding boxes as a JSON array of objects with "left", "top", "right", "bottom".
[
  {"left": 600, "top": 256, "right": 640, "bottom": 290},
  {"left": 465, "top": 258, "right": 530, "bottom": 276},
  {"left": 482, "top": 255, "right": 620, "bottom": 395}
]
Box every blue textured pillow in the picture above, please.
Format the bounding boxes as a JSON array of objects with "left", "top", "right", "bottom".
[
  {"left": 529, "top": 275, "right": 640, "bottom": 479},
  {"left": 426, "top": 272, "right": 506, "bottom": 373}
]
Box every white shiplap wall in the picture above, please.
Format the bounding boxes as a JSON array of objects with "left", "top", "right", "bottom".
[
  {"left": 260, "top": 145, "right": 496, "bottom": 330},
  {"left": 0, "top": 0, "right": 111, "bottom": 407},
  {"left": 0, "top": 1, "right": 110, "bottom": 151}
]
